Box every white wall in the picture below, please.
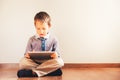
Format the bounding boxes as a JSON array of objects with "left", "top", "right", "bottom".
[{"left": 0, "top": 0, "right": 120, "bottom": 63}]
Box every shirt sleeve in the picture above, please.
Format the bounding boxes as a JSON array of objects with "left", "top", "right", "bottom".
[
  {"left": 52, "top": 37, "right": 61, "bottom": 58},
  {"left": 24, "top": 38, "right": 33, "bottom": 54}
]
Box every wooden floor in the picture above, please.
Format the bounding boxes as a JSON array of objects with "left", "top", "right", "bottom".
[{"left": 0, "top": 66, "right": 120, "bottom": 80}]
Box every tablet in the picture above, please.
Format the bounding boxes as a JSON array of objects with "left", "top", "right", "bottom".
[{"left": 28, "top": 51, "right": 55, "bottom": 60}]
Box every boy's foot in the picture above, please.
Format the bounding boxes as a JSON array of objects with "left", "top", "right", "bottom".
[
  {"left": 45, "top": 68, "right": 62, "bottom": 76},
  {"left": 17, "top": 69, "right": 38, "bottom": 78}
]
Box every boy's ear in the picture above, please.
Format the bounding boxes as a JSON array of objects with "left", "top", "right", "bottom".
[
  {"left": 49, "top": 25, "right": 51, "bottom": 28},
  {"left": 48, "top": 22, "right": 51, "bottom": 28}
]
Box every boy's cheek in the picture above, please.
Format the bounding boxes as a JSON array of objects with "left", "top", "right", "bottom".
[{"left": 36, "top": 30, "right": 41, "bottom": 35}]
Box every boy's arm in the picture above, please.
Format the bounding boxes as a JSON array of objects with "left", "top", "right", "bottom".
[
  {"left": 51, "top": 38, "right": 61, "bottom": 58},
  {"left": 24, "top": 38, "right": 33, "bottom": 58}
]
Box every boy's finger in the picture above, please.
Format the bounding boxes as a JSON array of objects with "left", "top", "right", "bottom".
[
  {"left": 25, "top": 53, "right": 30, "bottom": 58},
  {"left": 51, "top": 53, "right": 58, "bottom": 59}
]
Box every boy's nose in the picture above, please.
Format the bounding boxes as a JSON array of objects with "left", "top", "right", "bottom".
[{"left": 40, "top": 30, "right": 44, "bottom": 33}]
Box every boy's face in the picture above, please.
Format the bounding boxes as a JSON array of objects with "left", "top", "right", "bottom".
[{"left": 35, "top": 20, "right": 50, "bottom": 37}]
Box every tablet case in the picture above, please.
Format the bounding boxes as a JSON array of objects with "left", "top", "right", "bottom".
[{"left": 28, "top": 51, "right": 54, "bottom": 60}]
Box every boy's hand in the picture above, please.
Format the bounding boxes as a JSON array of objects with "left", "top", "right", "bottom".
[
  {"left": 50, "top": 52, "right": 58, "bottom": 59},
  {"left": 25, "top": 53, "right": 30, "bottom": 58}
]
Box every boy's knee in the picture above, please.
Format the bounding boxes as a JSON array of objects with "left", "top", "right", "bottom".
[
  {"left": 60, "top": 61, "right": 64, "bottom": 67},
  {"left": 19, "top": 57, "right": 38, "bottom": 69},
  {"left": 56, "top": 58, "right": 64, "bottom": 67}
]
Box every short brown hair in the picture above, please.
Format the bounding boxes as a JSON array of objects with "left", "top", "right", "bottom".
[{"left": 34, "top": 11, "right": 51, "bottom": 26}]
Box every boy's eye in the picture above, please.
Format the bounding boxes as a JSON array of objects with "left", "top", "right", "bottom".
[
  {"left": 42, "top": 28, "right": 46, "bottom": 30},
  {"left": 36, "top": 27, "right": 46, "bottom": 30}
]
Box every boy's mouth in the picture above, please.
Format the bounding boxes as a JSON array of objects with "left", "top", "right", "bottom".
[{"left": 39, "top": 34, "right": 44, "bottom": 37}]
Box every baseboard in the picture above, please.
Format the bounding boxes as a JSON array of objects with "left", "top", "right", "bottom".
[
  {"left": 63, "top": 63, "right": 120, "bottom": 68},
  {"left": 0, "top": 63, "right": 120, "bottom": 69}
]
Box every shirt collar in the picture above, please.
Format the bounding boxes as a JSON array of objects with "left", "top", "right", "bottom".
[{"left": 35, "top": 33, "right": 50, "bottom": 39}]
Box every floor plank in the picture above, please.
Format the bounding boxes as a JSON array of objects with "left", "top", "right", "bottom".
[{"left": 0, "top": 67, "right": 120, "bottom": 80}]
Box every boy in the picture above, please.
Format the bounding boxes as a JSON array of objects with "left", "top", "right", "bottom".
[{"left": 17, "top": 11, "right": 64, "bottom": 77}]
